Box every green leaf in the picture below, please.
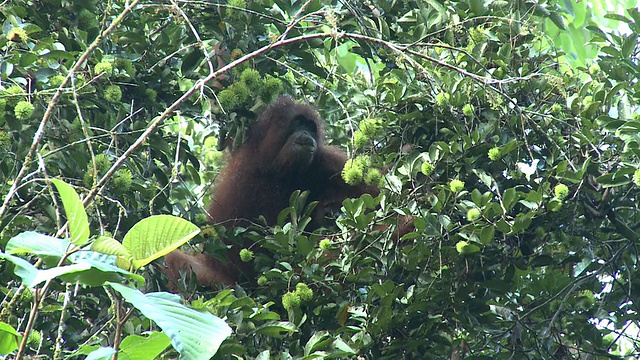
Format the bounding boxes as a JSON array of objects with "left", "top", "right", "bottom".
[
  {"left": 32, "top": 263, "right": 94, "bottom": 287},
  {"left": 91, "top": 235, "right": 132, "bottom": 269},
  {"left": 65, "top": 251, "right": 144, "bottom": 287},
  {"left": 622, "top": 34, "right": 637, "bottom": 58},
  {"left": 43, "top": 50, "right": 77, "bottom": 62},
  {"left": 51, "top": 179, "right": 90, "bottom": 246},
  {"left": 88, "top": 237, "right": 125, "bottom": 259},
  {"left": 296, "top": 235, "right": 314, "bottom": 258},
  {"left": 472, "top": 169, "right": 493, "bottom": 188},
  {"left": 84, "top": 347, "right": 116, "bottom": 360},
  {"left": 385, "top": 174, "right": 403, "bottom": 194},
  {"left": 332, "top": 337, "right": 357, "bottom": 355},
  {"left": 413, "top": 23, "right": 426, "bottom": 41},
  {"left": 118, "top": 332, "right": 171, "bottom": 360},
  {"left": 573, "top": 258, "right": 593, "bottom": 276},
  {"left": 6, "top": 232, "right": 70, "bottom": 258},
  {"left": 468, "top": 0, "right": 486, "bottom": 15},
  {"left": 479, "top": 226, "right": 494, "bottom": 244},
  {"left": 122, "top": 215, "right": 200, "bottom": 269},
  {"left": 455, "top": 241, "right": 480, "bottom": 254},
  {"left": 108, "top": 283, "right": 231, "bottom": 360},
  {"left": 603, "top": 13, "right": 632, "bottom": 23},
  {"left": 512, "top": 212, "right": 534, "bottom": 233},
  {"left": 0, "top": 252, "right": 39, "bottom": 288},
  {"left": 19, "top": 53, "right": 38, "bottom": 67},
  {"left": 549, "top": 12, "right": 566, "bottom": 30},
  {"left": 6, "top": 230, "right": 142, "bottom": 286},
  {"left": 181, "top": 48, "right": 203, "bottom": 74},
  {"left": 335, "top": 42, "right": 357, "bottom": 74},
  {"left": 596, "top": 171, "right": 633, "bottom": 188},
  {"left": 255, "top": 321, "right": 298, "bottom": 337},
  {"left": 471, "top": 189, "right": 482, "bottom": 206},
  {"left": 530, "top": 255, "right": 554, "bottom": 268},
  {"left": 0, "top": 322, "right": 21, "bottom": 355},
  {"left": 533, "top": 5, "right": 550, "bottom": 16},
  {"left": 304, "top": 331, "right": 332, "bottom": 355},
  {"left": 606, "top": 84, "right": 628, "bottom": 109},
  {"left": 417, "top": 212, "right": 440, "bottom": 237},
  {"left": 502, "top": 188, "right": 518, "bottom": 212},
  {"left": 0, "top": 249, "right": 135, "bottom": 288},
  {"left": 595, "top": 115, "right": 624, "bottom": 132},
  {"left": 495, "top": 220, "right": 512, "bottom": 234}
]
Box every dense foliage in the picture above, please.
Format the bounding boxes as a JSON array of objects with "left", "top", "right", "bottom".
[{"left": 1, "top": 0, "right": 639, "bottom": 359}]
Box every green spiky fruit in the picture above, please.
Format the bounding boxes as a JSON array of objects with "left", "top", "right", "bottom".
[
  {"left": 554, "top": 183, "right": 569, "bottom": 200},
  {"left": 421, "top": 161, "right": 435, "bottom": 176},
  {"left": 115, "top": 58, "right": 136, "bottom": 77},
  {"left": 633, "top": 169, "right": 640, "bottom": 187},
  {"left": 342, "top": 159, "right": 364, "bottom": 185},
  {"left": 94, "top": 62, "right": 113, "bottom": 77},
  {"left": 488, "top": 147, "right": 501, "bottom": 161},
  {"left": 230, "top": 82, "right": 250, "bottom": 105},
  {"left": 319, "top": 238, "right": 331, "bottom": 250},
  {"left": 112, "top": 168, "right": 132, "bottom": 192},
  {"left": 462, "top": 104, "right": 475, "bottom": 117},
  {"left": 104, "top": 85, "right": 122, "bottom": 103},
  {"left": 261, "top": 75, "right": 283, "bottom": 102},
  {"left": 449, "top": 179, "right": 465, "bottom": 193},
  {"left": 217, "top": 89, "right": 238, "bottom": 109},
  {"left": 239, "top": 248, "right": 254, "bottom": 262},
  {"left": 240, "top": 68, "right": 262, "bottom": 91},
  {"left": 0, "top": 131, "right": 10, "bottom": 149},
  {"left": 49, "top": 75, "right": 66, "bottom": 87},
  {"left": 14, "top": 101, "right": 35, "bottom": 120},
  {"left": 95, "top": 154, "right": 112, "bottom": 173},
  {"left": 295, "top": 283, "right": 313, "bottom": 301},
  {"left": 466, "top": 208, "right": 481, "bottom": 222},
  {"left": 365, "top": 168, "right": 382, "bottom": 186},
  {"left": 359, "top": 118, "right": 382, "bottom": 138},
  {"left": 353, "top": 130, "right": 368, "bottom": 148},
  {"left": 282, "top": 291, "right": 301, "bottom": 310},
  {"left": 2, "top": 85, "right": 25, "bottom": 107},
  {"left": 435, "top": 92, "right": 450, "bottom": 106},
  {"left": 8, "top": 27, "right": 27, "bottom": 43},
  {"left": 226, "top": 0, "right": 247, "bottom": 18}
]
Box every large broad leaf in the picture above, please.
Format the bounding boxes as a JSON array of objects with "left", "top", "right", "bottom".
[
  {"left": 91, "top": 235, "right": 133, "bottom": 270},
  {"left": 4, "top": 232, "right": 143, "bottom": 287},
  {"left": 108, "top": 283, "right": 231, "bottom": 360},
  {"left": 118, "top": 332, "right": 171, "bottom": 360},
  {"left": 0, "top": 250, "right": 142, "bottom": 288},
  {"left": 85, "top": 347, "right": 116, "bottom": 360},
  {"left": 254, "top": 321, "right": 298, "bottom": 337},
  {"left": 0, "top": 251, "right": 98, "bottom": 288},
  {"left": 91, "top": 236, "right": 131, "bottom": 259},
  {"left": 6, "top": 232, "right": 71, "bottom": 259},
  {"left": 0, "top": 322, "right": 21, "bottom": 355},
  {"left": 122, "top": 215, "right": 200, "bottom": 269},
  {"left": 2, "top": 231, "right": 144, "bottom": 287},
  {"left": 29, "top": 263, "right": 93, "bottom": 288},
  {"left": 0, "top": 252, "right": 39, "bottom": 288},
  {"left": 65, "top": 251, "right": 145, "bottom": 287},
  {"left": 51, "top": 179, "right": 90, "bottom": 246}
]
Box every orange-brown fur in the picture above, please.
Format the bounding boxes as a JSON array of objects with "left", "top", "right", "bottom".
[{"left": 164, "top": 97, "right": 375, "bottom": 287}]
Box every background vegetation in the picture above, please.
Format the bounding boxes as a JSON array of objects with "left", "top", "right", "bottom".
[{"left": 1, "top": 0, "right": 639, "bottom": 358}]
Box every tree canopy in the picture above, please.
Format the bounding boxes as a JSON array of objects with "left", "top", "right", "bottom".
[{"left": 1, "top": 0, "right": 640, "bottom": 359}]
